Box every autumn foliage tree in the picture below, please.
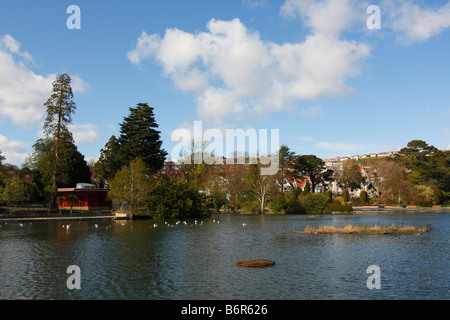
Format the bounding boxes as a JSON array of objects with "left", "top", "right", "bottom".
[{"left": 108, "top": 158, "right": 155, "bottom": 217}]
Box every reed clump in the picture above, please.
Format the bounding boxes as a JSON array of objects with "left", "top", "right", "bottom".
[{"left": 298, "top": 224, "right": 431, "bottom": 235}]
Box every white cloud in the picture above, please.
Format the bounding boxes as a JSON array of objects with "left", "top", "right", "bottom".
[
  {"left": 70, "top": 75, "right": 90, "bottom": 93},
  {"left": 128, "top": 15, "right": 370, "bottom": 125},
  {"left": 0, "top": 134, "right": 29, "bottom": 166},
  {"left": 0, "top": 41, "right": 54, "bottom": 126},
  {"left": 68, "top": 123, "right": 99, "bottom": 146},
  {"left": 386, "top": 1, "right": 450, "bottom": 44},
  {"left": 0, "top": 34, "right": 34, "bottom": 62},
  {"left": 280, "top": 0, "right": 368, "bottom": 36},
  {"left": 0, "top": 34, "right": 88, "bottom": 127}
]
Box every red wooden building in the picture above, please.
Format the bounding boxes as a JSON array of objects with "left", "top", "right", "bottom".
[{"left": 57, "top": 183, "right": 111, "bottom": 211}]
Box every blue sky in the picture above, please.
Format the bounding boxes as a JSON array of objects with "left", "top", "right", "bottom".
[{"left": 0, "top": 0, "right": 449, "bottom": 166}]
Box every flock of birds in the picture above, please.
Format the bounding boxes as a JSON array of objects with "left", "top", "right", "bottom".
[{"left": 0, "top": 218, "right": 250, "bottom": 231}]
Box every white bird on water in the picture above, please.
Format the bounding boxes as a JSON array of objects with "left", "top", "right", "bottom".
[
  {"left": 94, "top": 224, "right": 98, "bottom": 228},
  {"left": 19, "top": 223, "right": 23, "bottom": 227}
]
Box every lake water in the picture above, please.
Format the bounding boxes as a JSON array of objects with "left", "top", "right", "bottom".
[{"left": 0, "top": 213, "right": 448, "bottom": 300}]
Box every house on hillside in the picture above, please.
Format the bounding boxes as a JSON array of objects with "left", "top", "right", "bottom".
[{"left": 278, "top": 177, "right": 311, "bottom": 193}]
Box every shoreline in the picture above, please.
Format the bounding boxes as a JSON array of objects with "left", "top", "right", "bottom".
[
  {"left": 350, "top": 206, "right": 450, "bottom": 214},
  {"left": 0, "top": 212, "right": 128, "bottom": 222},
  {"left": 0, "top": 207, "right": 448, "bottom": 222}
]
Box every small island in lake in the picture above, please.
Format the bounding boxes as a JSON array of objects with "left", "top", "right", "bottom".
[{"left": 294, "top": 224, "right": 432, "bottom": 235}]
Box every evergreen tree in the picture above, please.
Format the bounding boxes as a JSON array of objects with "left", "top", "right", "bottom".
[
  {"left": 28, "top": 132, "right": 91, "bottom": 188},
  {"left": 117, "top": 103, "right": 167, "bottom": 172},
  {"left": 97, "top": 103, "right": 167, "bottom": 181},
  {"left": 303, "top": 182, "right": 311, "bottom": 195},
  {"left": 360, "top": 190, "right": 368, "bottom": 203},
  {"left": 43, "top": 73, "right": 77, "bottom": 186},
  {"left": 293, "top": 155, "right": 330, "bottom": 193},
  {"left": 95, "top": 135, "right": 122, "bottom": 182},
  {"left": 343, "top": 189, "right": 349, "bottom": 203}
]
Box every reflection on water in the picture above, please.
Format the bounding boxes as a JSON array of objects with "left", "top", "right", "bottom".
[{"left": 0, "top": 214, "right": 448, "bottom": 299}]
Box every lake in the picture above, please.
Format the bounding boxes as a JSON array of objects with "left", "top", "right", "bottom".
[{"left": 0, "top": 213, "right": 448, "bottom": 300}]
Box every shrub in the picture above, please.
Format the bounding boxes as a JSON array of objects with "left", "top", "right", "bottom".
[
  {"left": 146, "top": 176, "right": 210, "bottom": 219},
  {"left": 360, "top": 190, "right": 368, "bottom": 203},
  {"left": 270, "top": 188, "right": 304, "bottom": 214},
  {"left": 299, "top": 193, "right": 330, "bottom": 215},
  {"left": 269, "top": 196, "right": 288, "bottom": 213},
  {"left": 335, "top": 196, "right": 345, "bottom": 205},
  {"left": 323, "top": 203, "right": 353, "bottom": 214},
  {"left": 343, "top": 189, "right": 349, "bottom": 203},
  {"left": 303, "top": 182, "right": 311, "bottom": 195},
  {"left": 325, "top": 190, "right": 332, "bottom": 202}
]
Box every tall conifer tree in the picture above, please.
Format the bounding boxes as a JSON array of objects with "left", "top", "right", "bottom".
[{"left": 43, "top": 73, "right": 76, "bottom": 186}]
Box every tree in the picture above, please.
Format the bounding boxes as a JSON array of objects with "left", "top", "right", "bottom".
[
  {"left": 28, "top": 132, "right": 91, "bottom": 188},
  {"left": 0, "top": 150, "right": 4, "bottom": 166},
  {"left": 223, "top": 161, "right": 248, "bottom": 213},
  {"left": 118, "top": 103, "right": 167, "bottom": 172},
  {"left": 337, "top": 159, "right": 364, "bottom": 191},
  {"left": 247, "top": 164, "right": 278, "bottom": 213},
  {"left": 96, "top": 103, "right": 167, "bottom": 181},
  {"left": 43, "top": 73, "right": 77, "bottom": 187},
  {"left": 43, "top": 185, "right": 57, "bottom": 214},
  {"left": 209, "top": 182, "right": 227, "bottom": 213},
  {"left": 108, "top": 158, "right": 155, "bottom": 217},
  {"left": 325, "top": 190, "right": 332, "bottom": 202},
  {"left": 372, "top": 160, "right": 415, "bottom": 205},
  {"left": 299, "top": 193, "right": 331, "bottom": 215},
  {"left": 27, "top": 73, "right": 90, "bottom": 190},
  {"left": 343, "top": 189, "right": 349, "bottom": 203},
  {"left": 57, "top": 196, "right": 64, "bottom": 215},
  {"left": 66, "top": 194, "right": 79, "bottom": 215},
  {"left": 146, "top": 175, "right": 210, "bottom": 219},
  {"left": 1, "top": 177, "right": 27, "bottom": 214},
  {"left": 360, "top": 190, "right": 368, "bottom": 203},
  {"left": 95, "top": 136, "right": 122, "bottom": 182},
  {"left": 399, "top": 140, "right": 437, "bottom": 161},
  {"left": 293, "top": 155, "right": 330, "bottom": 193},
  {"left": 303, "top": 182, "right": 311, "bottom": 195},
  {"left": 398, "top": 140, "right": 449, "bottom": 194},
  {"left": 278, "top": 145, "right": 296, "bottom": 179}
]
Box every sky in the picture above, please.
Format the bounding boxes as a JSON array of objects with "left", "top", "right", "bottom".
[{"left": 0, "top": 0, "right": 449, "bottom": 167}]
